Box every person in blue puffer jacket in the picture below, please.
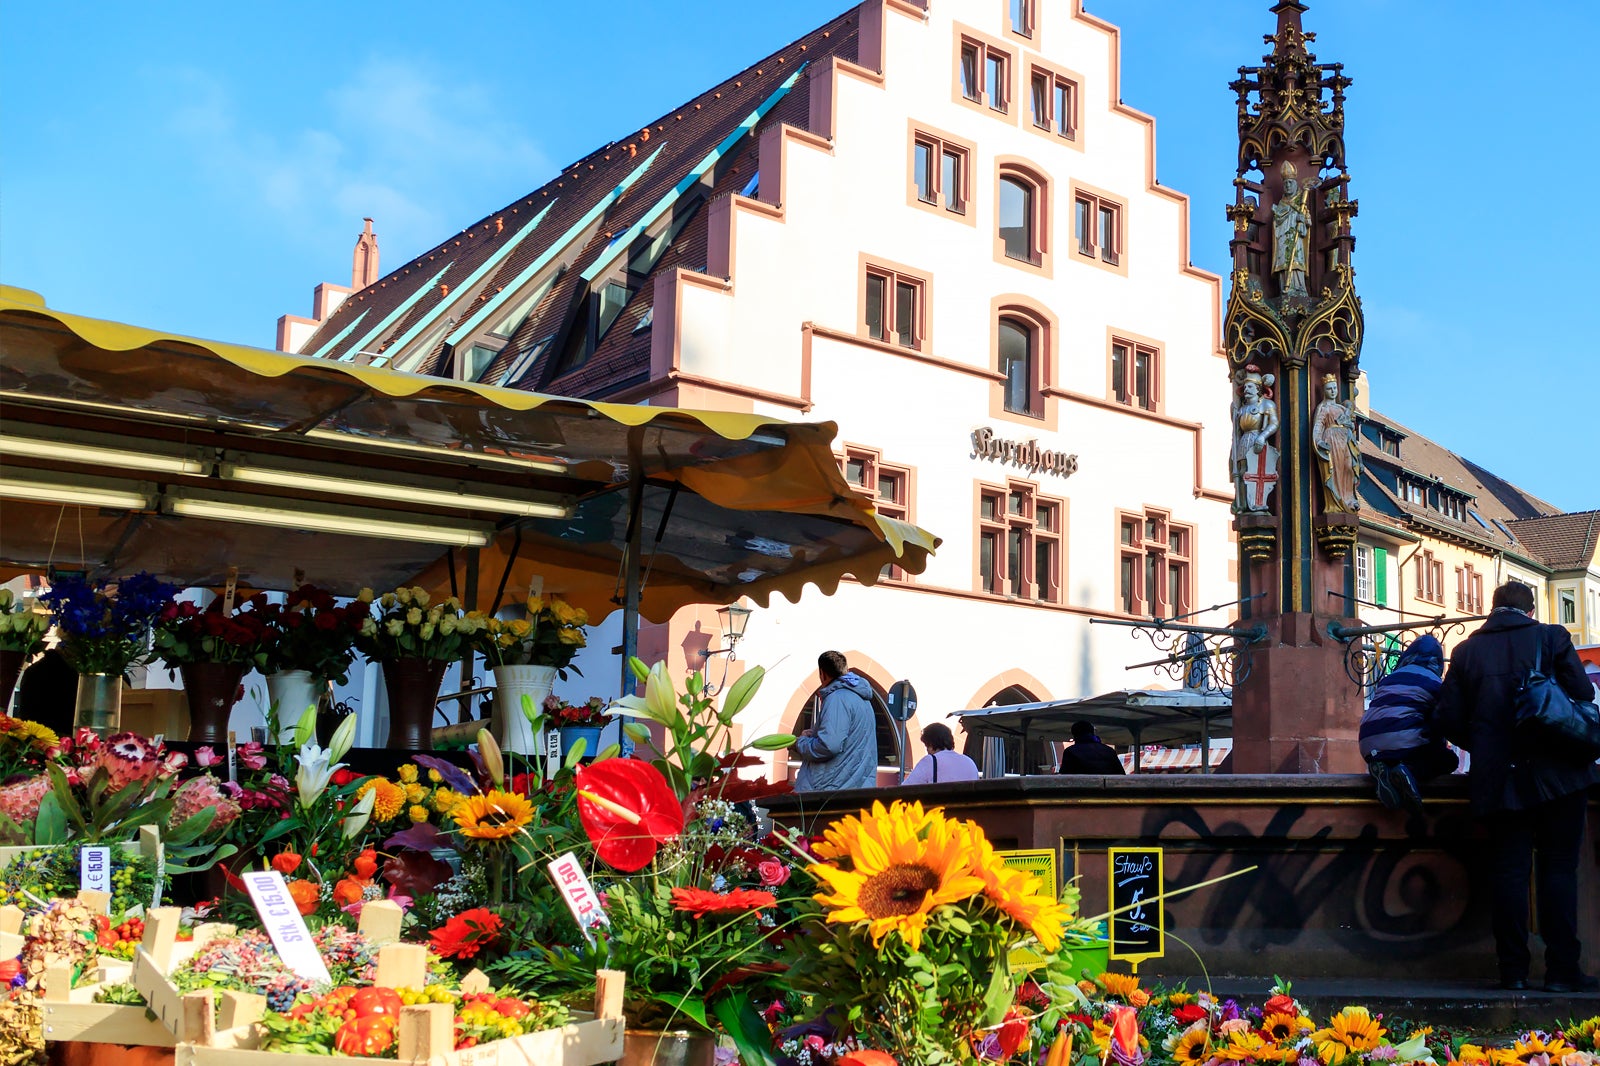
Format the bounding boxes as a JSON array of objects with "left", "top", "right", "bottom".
[
  {"left": 792, "top": 651, "right": 880, "bottom": 792},
  {"left": 1359, "top": 633, "right": 1459, "bottom": 813}
]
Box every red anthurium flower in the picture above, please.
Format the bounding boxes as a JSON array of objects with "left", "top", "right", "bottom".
[
  {"left": 669, "top": 887, "right": 776, "bottom": 918},
  {"left": 573, "top": 758, "right": 684, "bottom": 872},
  {"left": 838, "top": 1052, "right": 898, "bottom": 1066}
]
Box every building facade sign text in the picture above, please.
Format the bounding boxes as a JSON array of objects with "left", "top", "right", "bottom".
[{"left": 971, "top": 427, "right": 1078, "bottom": 478}]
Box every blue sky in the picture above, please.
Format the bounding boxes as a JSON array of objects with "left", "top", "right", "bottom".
[{"left": 3, "top": 1, "right": 1593, "bottom": 510}]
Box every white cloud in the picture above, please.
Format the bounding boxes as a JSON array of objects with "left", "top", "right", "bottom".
[{"left": 158, "top": 57, "right": 551, "bottom": 262}]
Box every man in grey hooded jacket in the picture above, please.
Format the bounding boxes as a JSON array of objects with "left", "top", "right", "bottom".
[{"left": 792, "top": 651, "right": 879, "bottom": 792}]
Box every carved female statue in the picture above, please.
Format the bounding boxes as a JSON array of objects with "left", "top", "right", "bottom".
[
  {"left": 1271, "top": 161, "right": 1319, "bottom": 298},
  {"left": 1312, "top": 373, "right": 1362, "bottom": 512},
  {"left": 1230, "top": 368, "right": 1279, "bottom": 514}
]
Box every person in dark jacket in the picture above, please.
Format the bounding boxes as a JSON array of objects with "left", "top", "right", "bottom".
[
  {"left": 1058, "top": 721, "right": 1126, "bottom": 775},
  {"left": 1436, "top": 580, "right": 1600, "bottom": 993},
  {"left": 1359, "top": 634, "right": 1459, "bottom": 813}
]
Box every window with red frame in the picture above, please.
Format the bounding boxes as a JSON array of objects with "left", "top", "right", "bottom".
[
  {"left": 1415, "top": 550, "right": 1445, "bottom": 604},
  {"left": 913, "top": 131, "right": 969, "bottom": 215},
  {"left": 1030, "top": 67, "right": 1077, "bottom": 139},
  {"left": 843, "top": 449, "right": 912, "bottom": 581},
  {"left": 1118, "top": 510, "right": 1193, "bottom": 618},
  {"left": 863, "top": 265, "right": 925, "bottom": 350},
  {"left": 1075, "top": 190, "right": 1124, "bottom": 265},
  {"left": 1110, "top": 338, "right": 1160, "bottom": 412},
  {"left": 978, "top": 482, "right": 1062, "bottom": 602},
  {"left": 959, "top": 37, "right": 1011, "bottom": 114}
]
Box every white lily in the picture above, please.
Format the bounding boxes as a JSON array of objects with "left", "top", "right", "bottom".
[
  {"left": 328, "top": 712, "right": 358, "bottom": 762},
  {"left": 612, "top": 660, "right": 678, "bottom": 726},
  {"left": 341, "top": 787, "right": 376, "bottom": 840},
  {"left": 295, "top": 738, "right": 343, "bottom": 809}
]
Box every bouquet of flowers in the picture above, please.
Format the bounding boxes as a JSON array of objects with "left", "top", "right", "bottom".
[
  {"left": 40, "top": 572, "right": 175, "bottom": 675},
  {"left": 783, "top": 799, "right": 1077, "bottom": 1064},
  {"left": 261, "top": 584, "right": 372, "bottom": 684},
  {"left": 0, "top": 588, "right": 49, "bottom": 657},
  {"left": 542, "top": 694, "right": 608, "bottom": 728},
  {"left": 0, "top": 717, "right": 59, "bottom": 779},
  {"left": 476, "top": 596, "right": 588, "bottom": 673},
  {"left": 154, "top": 594, "right": 273, "bottom": 669},
  {"left": 356, "top": 587, "right": 484, "bottom": 663}
]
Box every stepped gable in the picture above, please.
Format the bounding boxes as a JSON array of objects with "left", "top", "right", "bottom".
[
  {"left": 298, "top": 6, "right": 861, "bottom": 392},
  {"left": 1505, "top": 510, "right": 1600, "bottom": 571}
]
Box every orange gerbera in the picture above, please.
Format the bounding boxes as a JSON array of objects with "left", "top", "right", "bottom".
[
  {"left": 429, "top": 908, "right": 503, "bottom": 959},
  {"left": 1098, "top": 972, "right": 1141, "bottom": 1000},
  {"left": 669, "top": 887, "right": 777, "bottom": 918},
  {"left": 286, "top": 878, "right": 320, "bottom": 916},
  {"left": 357, "top": 777, "right": 408, "bottom": 823}
]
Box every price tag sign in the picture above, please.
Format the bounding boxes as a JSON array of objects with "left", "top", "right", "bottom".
[
  {"left": 241, "top": 870, "right": 333, "bottom": 984},
  {"left": 80, "top": 846, "right": 112, "bottom": 895},
  {"left": 546, "top": 851, "right": 609, "bottom": 943},
  {"left": 544, "top": 728, "right": 562, "bottom": 779},
  {"left": 226, "top": 731, "right": 238, "bottom": 783},
  {"left": 1107, "top": 847, "right": 1164, "bottom": 971}
]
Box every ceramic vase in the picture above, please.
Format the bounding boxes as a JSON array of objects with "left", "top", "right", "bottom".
[
  {"left": 180, "top": 661, "right": 247, "bottom": 745},
  {"left": 265, "top": 669, "right": 323, "bottom": 742},
  {"left": 381, "top": 657, "right": 449, "bottom": 750},
  {"left": 491, "top": 664, "right": 557, "bottom": 755}
]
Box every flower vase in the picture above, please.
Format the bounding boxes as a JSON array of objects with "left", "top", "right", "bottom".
[
  {"left": 558, "top": 724, "right": 604, "bottom": 763},
  {"left": 266, "top": 669, "right": 323, "bottom": 742},
  {"left": 492, "top": 664, "right": 557, "bottom": 755},
  {"left": 381, "top": 657, "right": 449, "bottom": 750},
  {"left": 0, "top": 649, "right": 24, "bottom": 712},
  {"left": 180, "top": 661, "right": 247, "bottom": 745},
  {"left": 74, "top": 672, "right": 124, "bottom": 737},
  {"left": 620, "top": 1030, "right": 717, "bottom": 1066}
]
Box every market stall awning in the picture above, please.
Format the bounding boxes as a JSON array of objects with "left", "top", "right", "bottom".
[
  {"left": 1119, "top": 740, "right": 1233, "bottom": 773},
  {"left": 955, "top": 689, "right": 1232, "bottom": 749},
  {"left": 0, "top": 286, "right": 938, "bottom": 620}
]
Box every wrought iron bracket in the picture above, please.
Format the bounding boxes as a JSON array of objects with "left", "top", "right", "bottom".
[
  {"left": 1093, "top": 613, "right": 1269, "bottom": 691},
  {"left": 1326, "top": 613, "right": 1489, "bottom": 696}
]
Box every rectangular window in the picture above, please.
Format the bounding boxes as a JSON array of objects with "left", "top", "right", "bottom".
[
  {"left": 1028, "top": 65, "right": 1079, "bottom": 140},
  {"left": 1117, "top": 509, "right": 1194, "bottom": 618},
  {"left": 1031, "top": 72, "right": 1050, "bottom": 130},
  {"left": 861, "top": 263, "right": 925, "bottom": 350},
  {"left": 1110, "top": 337, "right": 1160, "bottom": 411},
  {"left": 1355, "top": 546, "right": 1372, "bottom": 603},
  {"left": 1074, "top": 190, "right": 1124, "bottom": 265},
  {"left": 1010, "top": 0, "right": 1034, "bottom": 37},
  {"left": 1053, "top": 79, "right": 1076, "bottom": 137},
  {"left": 1560, "top": 589, "right": 1577, "bottom": 624},
  {"left": 842, "top": 448, "right": 913, "bottom": 581},
  {"left": 595, "top": 281, "right": 630, "bottom": 339},
  {"left": 958, "top": 35, "right": 1011, "bottom": 114},
  {"left": 986, "top": 53, "right": 1008, "bottom": 113},
  {"left": 960, "top": 43, "right": 981, "bottom": 101},
  {"left": 977, "top": 482, "right": 1062, "bottom": 602},
  {"left": 1415, "top": 550, "right": 1444, "bottom": 604},
  {"left": 911, "top": 128, "right": 970, "bottom": 215}
]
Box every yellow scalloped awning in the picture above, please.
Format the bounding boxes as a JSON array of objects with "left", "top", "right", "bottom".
[{"left": 0, "top": 286, "right": 938, "bottom": 620}]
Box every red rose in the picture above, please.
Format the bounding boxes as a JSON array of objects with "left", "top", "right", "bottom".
[
  {"left": 1262, "top": 994, "right": 1297, "bottom": 1018},
  {"left": 315, "top": 611, "right": 338, "bottom": 630}
]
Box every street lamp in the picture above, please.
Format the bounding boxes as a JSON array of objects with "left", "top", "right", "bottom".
[{"left": 701, "top": 604, "right": 754, "bottom": 696}]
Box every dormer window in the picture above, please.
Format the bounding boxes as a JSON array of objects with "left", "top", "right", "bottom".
[{"left": 596, "top": 282, "right": 630, "bottom": 339}]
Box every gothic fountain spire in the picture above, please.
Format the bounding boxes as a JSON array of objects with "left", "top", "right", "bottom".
[{"left": 1223, "top": 1, "right": 1367, "bottom": 774}]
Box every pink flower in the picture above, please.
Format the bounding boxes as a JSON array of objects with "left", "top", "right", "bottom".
[
  {"left": 238, "top": 741, "right": 267, "bottom": 771},
  {"left": 0, "top": 776, "right": 51, "bottom": 826},
  {"left": 194, "top": 746, "right": 220, "bottom": 768},
  {"left": 757, "top": 860, "right": 790, "bottom": 887},
  {"left": 169, "top": 775, "right": 242, "bottom": 833}
]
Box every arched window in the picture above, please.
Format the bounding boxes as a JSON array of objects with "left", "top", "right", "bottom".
[
  {"left": 999, "top": 176, "right": 1034, "bottom": 262},
  {"left": 998, "top": 315, "right": 1034, "bottom": 415},
  {"left": 794, "top": 669, "right": 903, "bottom": 768}
]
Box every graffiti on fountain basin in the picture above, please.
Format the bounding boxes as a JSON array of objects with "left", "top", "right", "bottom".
[{"left": 1134, "top": 804, "right": 1483, "bottom": 959}]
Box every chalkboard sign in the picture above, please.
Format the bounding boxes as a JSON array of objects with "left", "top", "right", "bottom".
[{"left": 1107, "top": 846, "right": 1164, "bottom": 968}]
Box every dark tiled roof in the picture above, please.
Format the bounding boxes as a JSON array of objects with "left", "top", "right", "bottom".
[
  {"left": 299, "top": 6, "right": 861, "bottom": 397},
  {"left": 1505, "top": 510, "right": 1600, "bottom": 571}
]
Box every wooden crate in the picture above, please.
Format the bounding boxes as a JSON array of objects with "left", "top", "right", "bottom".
[{"left": 0, "top": 825, "right": 165, "bottom": 909}]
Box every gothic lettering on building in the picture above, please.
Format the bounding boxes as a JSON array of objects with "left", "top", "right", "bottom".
[{"left": 971, "top": 427, "right": 1078, "bottom": 478}]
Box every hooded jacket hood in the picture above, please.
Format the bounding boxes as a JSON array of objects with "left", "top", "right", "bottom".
[
  {"left": 827, "top": 672, "right": 874, "bottom": 696},
  {"left": 1395, "top": 634, "right": 1444, "bottom": 677}
]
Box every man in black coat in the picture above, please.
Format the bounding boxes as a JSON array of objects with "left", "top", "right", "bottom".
[
  {"left": 1436, "top": 580, "right": 1600, "bottom": 993},
  {"left": 1058, "top": 721, "right": 1126, "bottom": 775}
]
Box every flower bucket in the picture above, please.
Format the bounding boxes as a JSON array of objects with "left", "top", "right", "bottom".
[
  {"left": 491, "top": 664, "right": 558, "bottom": 755},
  {"left": 620, "top": 1029, "right": 717, "bottom": 1066},
  {"left": 265, "top": 670, "right": 321, "bottom": 743},
  {"left": 380, "top": 657, "right": 448, "bottom": 750},
  {"left": 74, "top": 673, "right": 124, "bottom": 737},
  {"left": 1060, "top": 937, "right": 1111, "bottom": 981},
  {"left": 179, "top": 661, "right": 247, "bottom": 745},
  {"left": 559, "top": 724, "right": 604, "bottom": 762}
]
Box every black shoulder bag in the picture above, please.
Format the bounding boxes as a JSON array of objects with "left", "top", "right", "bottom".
[{"left": 1514, "top": 629, "right": 1600, "bottom": 761}]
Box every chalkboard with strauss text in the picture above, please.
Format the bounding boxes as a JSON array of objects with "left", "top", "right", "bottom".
[{"left": 1107, "top": 847, "right": 1164, "bottom": 966}]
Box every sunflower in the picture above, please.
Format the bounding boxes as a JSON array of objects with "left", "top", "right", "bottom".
[
  {"left": 1167, "top": 1025, "right": 1213, "bottom": 1066},
  {"left": 1166, "top": 991, "right": 1195, "bottom": 1006},
  {"left": 452, "top": 789, "right": 534, "bottom": 840},
  {"left": 1489, "top": 1034, "right": 1572, "bottom": 1066},
  {"left": 1455, "top": 1046, "right": 1490, "bottom": 1066},
  {"left": 14, "top": 720, "right": 58, "bottom": 752},
  {"left": 1219, "top": 1030, "right": 1289, "bottom": 1063},
  {"left": 1312, "top": 1007, "right": 1386, "bottom": 1065},
  {"left": 1261, "top": 1013, "right": 1314, "bottom": 1044},
  {"left": 356, "top": 777, "right": 407, "bottom": 823},
  {"left": 1098, "top": 972, "right": 1141, "bottom": 1000},
  {"left": 809, "top": 800, "right": 986, "bottom": 952},
  {"left": 967, "top": 831, "right": 1070, "bottom": 951}
]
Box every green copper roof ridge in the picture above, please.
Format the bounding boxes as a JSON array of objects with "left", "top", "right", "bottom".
[
  {"left": 332, "top": 260, "right": 454, "bottom": 362},
  {"left": 379, "top": 200, "right": 558, "bottom": 361},
  {"left": 445, "top": 146, "right": 665, "bottom": 349},
  {"left": 579, "top": 63, "right": 807, "bottom": 286},
  {"left": 303, "top": 307, "right": 368, "bottom": 361}
]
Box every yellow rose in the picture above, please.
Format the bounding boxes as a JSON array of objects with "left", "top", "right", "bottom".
[
  {"left": 527, "top": 595, "right": 545, "bottom": 615},
  {"left": 427, "top": 769, "right": 442, "bottom": 783},
  {"left": 408, "top": 805, "right": 430, "bottom": 823},
  {"left": 361, "top": 618, "right": 378, "bottom": 637},
  {"left": 404, "top": 782, "right": 427, "bottom": 802},
  {"left": 357, "top": 587, "right": 375, "bottom": 604},
  {"left": 419, "top": 622, "right": 436, "bottom": 641},
  {"left": 551, "top": 601, "right": 576, "bottom": 626},
  {"left": 398, "top": 764, "right": 419, "bottom": 784},
  {"left": 432, "top": 788, "right": 459, "bottom": 812},
  {"left": 572, "top": 607, "right": 589, "bottom": 626},
  {"left": 414, "top": 588, "right": 431, "bottom": 609},
  {"left": 510, "top": 619, "right": 532, "bottom": 638},
  {"left": 558, "top": 628, "right": 584, "bottom": 645},
  {"left": 439, "top": 615, "right": 457, "bottom": 635},
  {"left": 406, "top": 607, "right": 422, "bottom": 625},
  {"left": 396, "top": 587, "right": 413, "bottom": 606},
  {"left": 385, "top": 618, "right": 405, "bottom": 637},
  {"left": 0, "top": 590, "right": 13, "bottom": 609},
  {"left": 380, "top": 593, "right": 396, "bottom": 609},
  {"left": 427, "top": 606, "right": 443, "bottom": 624}
]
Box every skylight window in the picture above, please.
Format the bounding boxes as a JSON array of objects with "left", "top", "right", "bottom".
[
  {"left": 632, "top": 306, "right": 654, "bottom": 334},
  {"left": 596, "top": 282, "right": 630, "bottom": 339},
  {"left": 1491, "top": 518, "right": 1517, "bottom": 544},
  {"left": 1468, "top": 509, "right": 1491, "bottom": 531},
  {"left": 493, "top": 335, "right": 553, "bottom": 388}
]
